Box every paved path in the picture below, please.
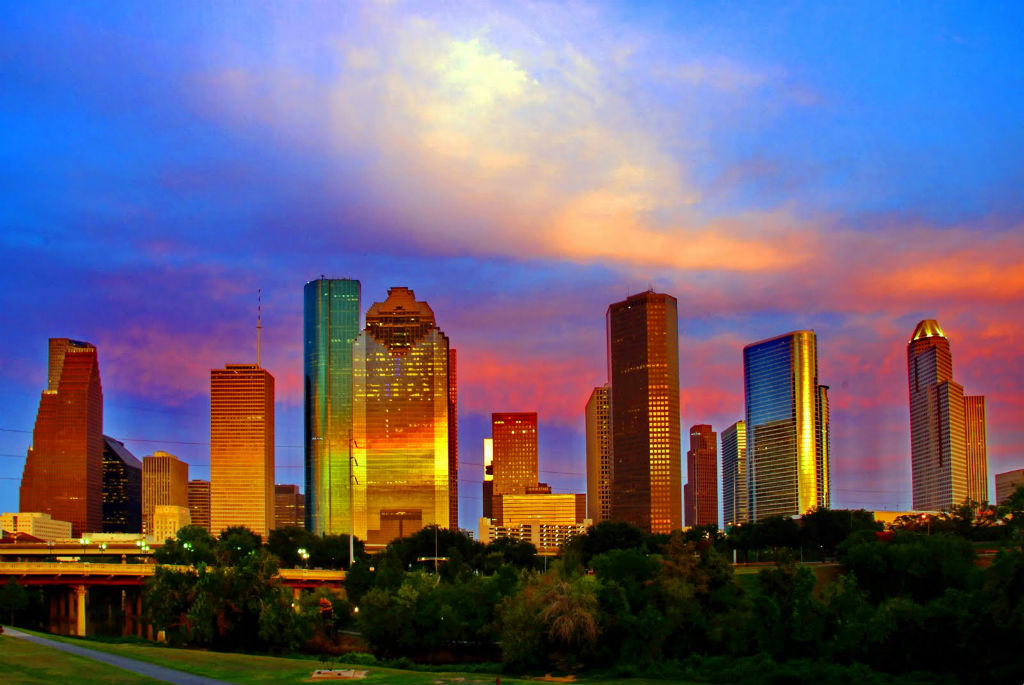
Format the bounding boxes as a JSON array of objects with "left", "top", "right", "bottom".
[{"left": 4, "top": 627, "right": 238, "bottom": 685}]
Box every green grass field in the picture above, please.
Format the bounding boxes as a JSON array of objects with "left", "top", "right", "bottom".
[
  {"left": 0, "top": 634, "right": 166, "bottom": 685},
  {"left": 22, "top": 630, "right": 700, "bottom": 685}
]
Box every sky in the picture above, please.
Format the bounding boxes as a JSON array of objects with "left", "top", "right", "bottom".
[{"left": 1, "top": 2, "right": 1022, "bottom": 532}]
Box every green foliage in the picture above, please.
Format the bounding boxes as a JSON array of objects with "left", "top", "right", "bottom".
[
  {"left": 562, "top": 520, "right": 648, "bottom": 565},
  {"left": 154, "top": 525, "right": 217, "bottom": 565},
  {"left": 0, "top": 577, "right": 29, "bottom": 625}
]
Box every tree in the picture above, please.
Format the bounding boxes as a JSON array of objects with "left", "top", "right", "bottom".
[
  {"left": 562, "top": 520, "right": 648, "bottom": 565},
  {"left": 0, "top": 578, "right": 29, "bottom": 625},
  {"left": 155, "top": 525, "right": 217, "bottom": 566},
  {"left": 266, "top": 526, "right": 316, "bottom": 567},
  {"left": 215, "top": 526, "right": 262, "bottom": 565}
]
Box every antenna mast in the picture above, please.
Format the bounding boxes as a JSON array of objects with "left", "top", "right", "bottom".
[{"left": 257, "top": 288, "right": 262, "bottom": 367}]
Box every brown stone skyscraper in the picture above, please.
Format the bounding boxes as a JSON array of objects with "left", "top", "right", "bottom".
[
  {"left": 21, "top": 339, "right": 104, "bottom": 537},
  {"left": 607, "top": 291, "right": 681, "bottom": 534},
  {"left": 211, "top": 364, "right": 275, "bottom": 538},
  {"left": 585, "top": 385, "right": 611, "bottom": 523},
  {"left": 492, "top": 413, "right": 539, "bottom": 497},
  {"left": 684, "top": 424, "right": 718, "bottom": 528},
  {"left": 907, "top": 320, "right": 986, "bottom": 511}
]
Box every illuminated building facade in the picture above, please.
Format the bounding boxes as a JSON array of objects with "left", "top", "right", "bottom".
[
  {"left": 684, "top": 424, "right": 718, "bottom": 528},
  {"left": 0, "top": 512, "right": 72, "bottom": 541},
  {"left": 607, "top": 291, "right": 681, "bottom": 533},
  {"left": 480, "top": 493, "right": 589, "bottom": 555},
  {"left": 492, "top": 412, "right": 538, "bottom": 497},
  {"left": 20, "top": 338, "right": 104, "bottom": 538},
  {"left": 585, "top": 385, "right": 611, "bottom": 523},
  {"left": 187, "top": 480, "right": 211, "bottom": 531},
  {"left": 744, "top": 331, "right": 830, "bottom": 520},
  {"left": 142, "top": 452, "right": 188, "bottom": 536},
  {"left": 482, "top": 438, "right": 494, "bottom": 519},
  {"left": 907, "top": 320, "right": 986, "bottom": 511},
  {"left": 448, "top": 349, "right": 459, "bottom": 530},
  {"left": 964, "top": 396, "right": 988, "bottom": 504},
  {"left": 152, "top": 504, "right": 191, "bottom": 543},
  {"left": 352, "top": 287, "right": 454, "bottom": 546},
  {"left": 102, "top": 435, "right": 142, "bottom": 534},
  {"left": 274, "top": 484, "right": 306, "bottom": 530},
  {"left": 721, "top": 421, "right": 748, "bottom": 526},
  {"left": 210, "top": 364, "right": 274, "bottom": 538},
  {"left": 996, "top": 469, "right": 1024, "bottom": 505},
  {"left": 304, "top": 277, "right": 361, "bottom": 536}
]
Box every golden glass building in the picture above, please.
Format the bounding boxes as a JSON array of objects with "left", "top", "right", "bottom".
[
  {"left": 352, "top": 287, "right": 454, "bottom": 547},
  {"left": 142, "top": 451, "right": 188, "bottom": 536},
  {"left": 304, "top": 277, "right": 361, "bottom": 536},
  {"left": 607, "top": 291, "right": 681, "bottom": 534},
  {"left": 744, "top": 331, "right": 830, "bottom": 520},
  {"left": 187, "top": 479, "right": 211, "bottom": 531},
  {"left": 210, "top": 364, "right": 274, "bottom": 538},
  {"left": 964, "top": 395, "right": 988, "bottom": 504},
  {"left": 721, "top": 420, "right": 748, "bottom": 526},
  {"left": 585, "top": 384, "right": 611, "bottom": 523},
  {"left": 908, "top": 320, "right": 986, "bottom": 510}
]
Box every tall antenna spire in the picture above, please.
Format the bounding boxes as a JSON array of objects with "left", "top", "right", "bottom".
[{"left": 256, "top": 288, "right": 262, "bottom": 367}]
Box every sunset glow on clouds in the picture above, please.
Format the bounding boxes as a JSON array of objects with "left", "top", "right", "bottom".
[{"left": 1, "top": 2, "right": 1022, "bottom": 527}]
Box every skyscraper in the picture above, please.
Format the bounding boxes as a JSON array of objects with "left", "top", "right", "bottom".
[
  {"left": 908, "top": 320, "right": 986, "bottom": 510},
  {"left": 482, "top": 438, "right": 494, "bottom": 519},
  {"left": 744, "top": 331, "right": 829, "bottom": 520},
  {"left": 492, "top": 413, "right": 539, "bottom": 497},
  {"left": 607, "top": 291, "right": 681, "bottom": 534},
  {"left": 684, "top": 424, "right": 718, "bottom": 528},
  {"left": 274, "top": 484, "right": 306, "bottom": 530},
  {"left": 142, "top": 451, "right": 188, "bottom": 536},
  {"left": 352, "top": 287, "right": 454, "bottom": 546},
  {"left": 187, "top": 479, "right": 211, "bottom": 531},
  {"left": 721, "top": 421, "right": 747, "bottom": 526},
  {"left": 304, "top": 278, "right": 361, "bottom": 536},
  {"left": 964, "top": 395, "right": 988, "bottom": 504},
  {"left": 210, "top": 363, "right": 274, "bottom": 538},
  {"left": 102, "top": 435, "right": 142, "bottom": 534},
  {"left": 447, "top": 349, "right": 459, "bottom": 530},
  {"left": 21, "top": 338, "right": 104, "bottom": 538},
  {"left": 585, "top": 384, "right": 612, "bottom": 523}
]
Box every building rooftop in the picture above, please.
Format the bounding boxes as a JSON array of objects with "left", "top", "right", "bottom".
[{"left": 911, "top": 319, "right": 946, "bottom": 341}]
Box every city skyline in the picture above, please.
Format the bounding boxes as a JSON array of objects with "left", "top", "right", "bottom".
[{"left": 2, "top": 3, "right": 1023, "bottom": 531}]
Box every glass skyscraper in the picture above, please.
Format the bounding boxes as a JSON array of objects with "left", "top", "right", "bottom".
[
  {"left": 743, "top": 331, "right": 830, "bottom": 520},
  {"left": 907, "top": 320, "right": 986, "bottom": 510},
  {"left": 721, "top": 420, "right": 747, "bottom": 526},
  {"left": 607, "top": 291, "right": 681, "bottom": 534},
  {"left": 304, "top": 278, "right": 361, "bottom": 535},
  {"left": 585, "top": 384, "right": 611, "bottom": 523},
  {"left": 352, "top": 287, "right": 454, "bottom": 547},
  {"left": 684, "top": 424, "right": 718, "bottom": 528}
]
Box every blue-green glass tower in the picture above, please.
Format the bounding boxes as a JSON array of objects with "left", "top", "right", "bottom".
[{"left": 304, "top": 278, "right": 361, "bottom": 534}]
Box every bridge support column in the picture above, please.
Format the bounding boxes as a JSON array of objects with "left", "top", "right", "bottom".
[{"left": 74, "top": 585, "right": 88, "bottom": 637}]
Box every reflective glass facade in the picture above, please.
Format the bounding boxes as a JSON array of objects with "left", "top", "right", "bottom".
[
  {"left": 304, "top": 278, "right": 361, "bottom": 535},
  {"left": 353, "top": 287, "right": 452, "bottom": 547},
  {"left": 964, "top": 395, "right": 988, "bottom": 504},
  {"left": 721, "top": 420, "right": 747, "bottom": 526},
  {"left": 102, "top": 435, "right": 142, "bottom": 534},
  {"left": 744, "top": 331, "right": 829, "bottom": 520},
  {"left": 187, "top": 479, "right": 211, "bottom": 531},
  {"left": 21, "top": 338, "right": 104, "bottom": 538},
  {"left": 907, "top": 320, "right": 972, "bottom": 510},
  {"left": 607, "top": 291, "right": 681, "bottom": 534},
  {"left": 585, "top": 385, "right": 611, "bottom": 523}
]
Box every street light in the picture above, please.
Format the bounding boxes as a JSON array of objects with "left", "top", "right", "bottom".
[
  {"left": 80, "top": 537, "right": 90, "bottom": 560},
  {"left": 298, "top": 547, "right": 310, "bottom": 569}
]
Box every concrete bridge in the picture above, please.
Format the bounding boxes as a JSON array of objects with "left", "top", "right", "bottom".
[{"left": 0, "top": 560, "right": 346, "bottom": 638}]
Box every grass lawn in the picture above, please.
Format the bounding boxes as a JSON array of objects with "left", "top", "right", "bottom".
[
  {"left": 28, "top": 630, "right": 700, "bottom": 685},
  {"left": 0, "top": 632, "right": 166, "bottom": 685}
]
